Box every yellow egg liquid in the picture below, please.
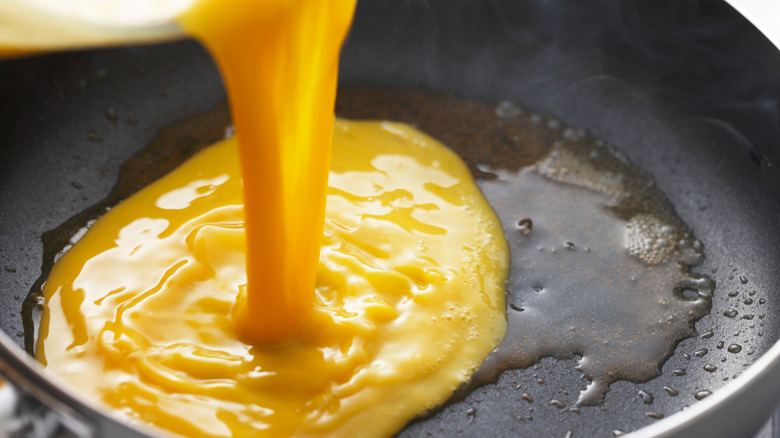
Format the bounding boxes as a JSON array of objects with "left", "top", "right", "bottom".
[
  {"left": 38, "top": 121, "right": 508, "bottom": 436},
  {"left": 33, "top": 0, "right": 510, "bottom": 436}
]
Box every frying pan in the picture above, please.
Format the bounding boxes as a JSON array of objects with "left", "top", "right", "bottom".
[{"left": 2, "top": 0, "right": 780, "bottom": 436}]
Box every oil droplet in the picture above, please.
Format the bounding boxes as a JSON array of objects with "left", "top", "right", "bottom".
[
  {"left": 550, "top": 400, "right": 565, "bottom": 409},
  {"left": 694, "top": 390, "right": 712, "bottom": 401},
  {"left": 727, "top": 344, "right": 742, "bottom": 354},
  {"left": 739, "top": 276, "right": 748, "bottom": 284},
  {"left": 723, "top": 309, "right": 738, "bottom": 318},
  {"left": 700, "top": 331, "right": 714, "bottom": 339},
  {"left": 716, "top": 341, "right": 725, "bottom": 349},
  {"left": 693, "top": 349, "right": 708, "bottom": 358},
  {"left": 509, "top": 303, "right": 525, "bottom": 312},
  {"left": 646, "top": 412, "right": 664, "bottom": 420},
  {"left": 673, "top": 369, "right": 687, "bottom": 376},
  {"left": 517, "top": 218, "right": 533, "bottom": 235},
  {"left": 744, "top": 298, "right": 753, "bottom": 305},
  {"left": 521, "top": 393, "right": 533, "bottom": 403},
  {"left": 663, "top": 386, "right": 679, "bottom": 397},
  {"left": 638, "top": 390, "right": 654, "bottom": 404},
  {"left": 703, "top": 365, "right": 717, "bottom": 373},
  {"left": 466, "top": 407, "right": 476, "bottom": 423}
]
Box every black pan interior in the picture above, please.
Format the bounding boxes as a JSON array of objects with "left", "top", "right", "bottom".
[{"left": 2, "top": 0, "right": 780, "bottom": 437}]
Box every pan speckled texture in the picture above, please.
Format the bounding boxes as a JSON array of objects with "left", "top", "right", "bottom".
[{"left": 1, "top": 0, "right": 780, "bottom": 437}]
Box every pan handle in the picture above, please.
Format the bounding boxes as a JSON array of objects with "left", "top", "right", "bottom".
[{"left": 0, "top": 375, "right": 92, "bottom": 438}]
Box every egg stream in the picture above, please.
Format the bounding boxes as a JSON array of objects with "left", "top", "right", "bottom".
[{"left": 178, "top": 0, "right": 359, "bottom": 343}]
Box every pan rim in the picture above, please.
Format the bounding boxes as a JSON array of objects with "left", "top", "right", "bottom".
[
  {"left": 2, "top": 326, "right": 780, "bottom": 437},
  {"left": 1, "top": 2, "right": 780, "bottom": 435}
]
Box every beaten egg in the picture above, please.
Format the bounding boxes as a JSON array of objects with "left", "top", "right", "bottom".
[
  {"left": 30, "top": 0, "right": 512, "bottom": 436},
  {"left": 38, "top": 121, "right": 509, "bottom": 437}
]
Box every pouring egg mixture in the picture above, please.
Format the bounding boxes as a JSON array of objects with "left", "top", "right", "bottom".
[{"left": 35, "top": 0, "right": 510, "bottom": 437}]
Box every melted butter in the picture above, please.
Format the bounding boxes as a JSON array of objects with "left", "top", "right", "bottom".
[
  {"left": 37, "top": 120, "right": 509, "bottom": 437},
  {"left": 471, "top": 135, "right": 714, "bottom": 407}
]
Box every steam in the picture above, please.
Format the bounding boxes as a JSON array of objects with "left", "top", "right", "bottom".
[{"left": 340, "top": 0, "right": 780, "bottom": 168}]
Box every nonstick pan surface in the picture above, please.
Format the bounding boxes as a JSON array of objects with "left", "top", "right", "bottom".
[{"left": 2, "top": 0, "right": 780, "bottom": 437}]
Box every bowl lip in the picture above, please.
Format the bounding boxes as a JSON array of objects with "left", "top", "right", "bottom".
[
  {"left": 0, "top": 0, "right": 184, "bottom": 51},
  {"left": 3, "top": 326, "right": 780, "bottom": 438}
]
